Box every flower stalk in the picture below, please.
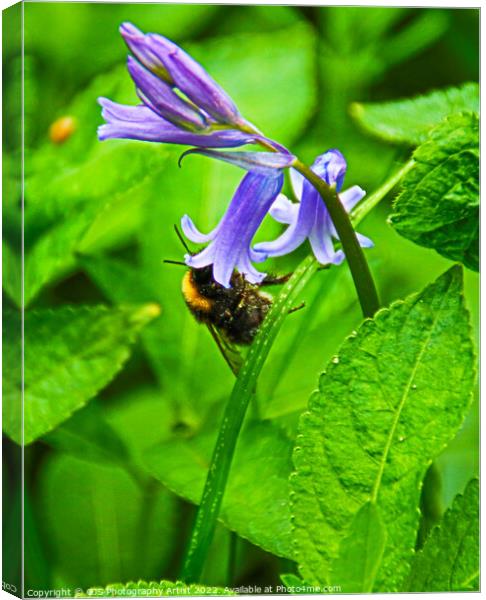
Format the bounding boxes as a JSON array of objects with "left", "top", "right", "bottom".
[{"left": 292, "top": 159, "right": 380, "bottom": 319}]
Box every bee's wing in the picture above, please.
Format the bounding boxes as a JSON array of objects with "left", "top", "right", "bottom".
[{"left": 207, "top": 324, "right": 243, "bottom": 377}]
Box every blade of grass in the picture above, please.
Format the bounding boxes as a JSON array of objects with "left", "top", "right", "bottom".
[{"left": 180, "top": 255, "right": 318, "bottom": 582}]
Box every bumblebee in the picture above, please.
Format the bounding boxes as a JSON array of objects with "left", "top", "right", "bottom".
[
  {"left": 166, "top": 227, "right": 293, "bottom": 375},
  {"left": 181, "top": 266, "right": 290, "bottom": 374},
  {"left": 182, "top": 265, "right": 288, "bottom": 344}
]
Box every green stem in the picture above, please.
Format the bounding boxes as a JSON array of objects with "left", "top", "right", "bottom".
[
  {"left": 351, "top": 159, "right": 415, "bottom": 227},
  {"left": 180, "top": 256, "right": 318, "bottom": 583},
  {"left": 293, "top": 159, "right": 379, "bottom": 319}
]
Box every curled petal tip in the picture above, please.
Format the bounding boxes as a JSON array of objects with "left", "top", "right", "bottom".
[
  {"left": 178, "top": 148, "right": 195, "bottom": 168},
  {"left": 97, "top": 124, "right": 109, "bottom": 141},
  {"left": 243, "top": 271, "right": 267, "bottom": 286},
  {"left": 249, "top": 248, "right": 269, "bottom": 263},
  {"left": 181, "top": 214, "right": 217, "bottom": 244},
  {"left": 356, "top": 233, "right": 374, "bottom": 249}
]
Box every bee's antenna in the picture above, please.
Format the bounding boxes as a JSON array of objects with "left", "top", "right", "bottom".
[
  {"left": 174, "top": 224, "right": 192, "bottom": 254},
  {"left": 163, "top": 259, "right": 187, "bottom": 267}
]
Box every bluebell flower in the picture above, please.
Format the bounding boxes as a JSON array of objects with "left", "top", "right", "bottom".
[
  {"left": 98, "top": 23, "right": 271, "bottom": 149},
  {"left": 181, "top": 170, "right": 284, "bottom": 288},
  {"left": 119, "top": 22, "right": 243, "bottom": 126},
  {"left": 253, "top": 149, "right": 373, "bottom": 265}
]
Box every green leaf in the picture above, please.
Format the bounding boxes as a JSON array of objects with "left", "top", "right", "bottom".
[
  {"left": 25, "top": 65, "right": 147, "bottom": 213},
  {"left": 2, "top": 239, "right": 21, "bottom": 307},
  {"left": 330, "top": 503, "right": 387, "bottom": 593},
  {"left": 81, "top": 256, "right": 175, "bottom": 394},
  {"left": 379, "top": 10, "right": 449, "bottom": 70},
  {"left": 2, "top": 151, "right": 22, "bottom": 228},
  {"left": 291, "top": 266, "right": 475, "bottom": 591},
  {"left": 2, "top": 304, "right": 160, "bottom": 445},
  {"left": 279, "top": 574, "right": 322, "bottom": 593},
  {"left": 279, "top": 574, "right": 307, "bottom": 589},
  {"left": 24, "top": 207, "right": 97, "bottom": 306},
  {"left": 38, "top": 454, "right": 177, "bottom": 589},
  {"left": 102, "top": 386, "right": 176, "bottom": 471},
  {"left": 42, "top": 402, "right": 131, "bottom": 467},
  {"left": 77, "top": 580, "right": 233, "bottom": 597},
  {"left": 22, "top": 67, "right": 169, "bottom": 305},
  {"left": 350, "top": 82, "right": 479, "bottom": 145},
  {"left": 76, "top": 165, "right": 151, "bottom": 255},
  {"left": 144, "top": 419, "right": 294, "bottom": 559},
  {"left": 3, "top": 308, "right": 22, "bottom": 446},
  {"left": 390, "top": 113, "right": 479, "bottom": 271},
  {"left": 260, "top": 265, "right": 361, "bottom": 421},
  {"left": 408, "top": 479, "right": 479, "bottom": 592},
  {"left": 27, "top": 140, "right": 168, "bottom": 224},
  {"left": 81, "top": 255, "right": 156, "bottom": 304},
  {"left": 321, "top": 8, "right": 447, "bottom": 90}
]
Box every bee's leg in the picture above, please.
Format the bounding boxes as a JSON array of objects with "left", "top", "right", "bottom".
[
  {"left": 260, "top": 273, "right": 292, "bottom": 286},
  {"left": 288, "top": 301, "right": 305, "bottom": 315},
  {"left": 261, "top": 264, "right": 329, "bottom": 287}
]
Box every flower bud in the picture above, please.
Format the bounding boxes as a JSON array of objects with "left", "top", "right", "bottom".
[
  {"left": 120, "top": 22, "right": 241, "bottom": 125},
  {"left": 148, "top": 34, "right": 241, "bottom": 125},
  {"left": 127, "top": 56, "right": 207, "bottom": 131},
  {"left": 120, "top": 22, "right": 173, "bottom": 83}
]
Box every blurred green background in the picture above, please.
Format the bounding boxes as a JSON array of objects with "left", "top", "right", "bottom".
[{"left": 3, "top": 2, "right": 479, "bottom": 594}]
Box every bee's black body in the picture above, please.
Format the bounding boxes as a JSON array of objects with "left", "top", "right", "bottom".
[{"left": 182, "top": 266, "right": 273, "bottom": 345}]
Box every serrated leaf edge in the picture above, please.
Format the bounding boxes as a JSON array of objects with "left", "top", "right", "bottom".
[{"left": 289, "top": 265, "right": 476, "bottom": 585}]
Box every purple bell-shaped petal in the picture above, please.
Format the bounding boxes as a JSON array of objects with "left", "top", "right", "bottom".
[
  {"left": 254, "top": 149, "right": 373, "bottom": 265},
  {"left": 182, "top": 171, "right": 284, "bottom": 288}
]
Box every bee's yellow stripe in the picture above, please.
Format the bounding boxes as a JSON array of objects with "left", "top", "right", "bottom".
[{"left": 182, "top": 271, "right": 214, "bottom": 312}]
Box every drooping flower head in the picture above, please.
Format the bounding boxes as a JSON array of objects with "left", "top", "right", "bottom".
[
  {"left": 98, "top": 23, "right": 274, "bottom": 149},
  {"left": 97, "top": 25, "right": 371, "bottom": 288},
  {"left": 254, "top": 149, "right": 373, "bottom": 265}
]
